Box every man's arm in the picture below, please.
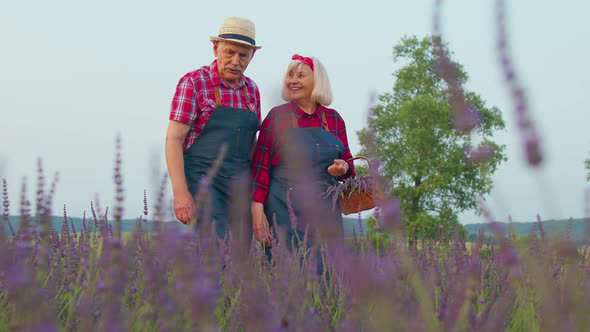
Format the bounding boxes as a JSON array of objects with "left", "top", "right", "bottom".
[{"left": 165, "top": 120, "right": 193, "bottom": 223}]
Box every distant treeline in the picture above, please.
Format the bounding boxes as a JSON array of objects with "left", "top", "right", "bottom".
[
  {"left": 3, "top": 215, "right": 366, "bottom": 237},
  {"left": 463, "top": 218, "right": 589, "bottom": 244},
  {"left": 4, "top": 216, "right": 588, "bottom": 243},
  {"left": 2, "top": 215, "right": 180, "bottom": 234}
]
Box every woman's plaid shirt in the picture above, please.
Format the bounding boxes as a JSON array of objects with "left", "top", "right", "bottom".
[{"left": 251, "top": 102, "right": 355, "bottom": 204}]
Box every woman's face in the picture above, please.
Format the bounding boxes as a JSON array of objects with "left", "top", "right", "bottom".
[{"left": 285, "top": 64, "right": 314, "bottom": 104}]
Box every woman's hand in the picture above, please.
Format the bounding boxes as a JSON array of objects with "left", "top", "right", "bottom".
[
  {"left": 251, "top": 201, "right": 271, "bottom": 246},
  {"left": 327, "top": 159, "right": 349, "bottom": 177},
  {"left": 174, "top": 190, "right": 195, "bottom": 224}
]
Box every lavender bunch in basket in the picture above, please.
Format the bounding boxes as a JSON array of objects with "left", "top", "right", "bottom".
[{"left": 323, "top": 175, "right": 374, "bottom": 212}]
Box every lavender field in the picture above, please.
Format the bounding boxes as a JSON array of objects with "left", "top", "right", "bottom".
[{"left": 1, "top": 170, "right": 590, "bottom": 331}]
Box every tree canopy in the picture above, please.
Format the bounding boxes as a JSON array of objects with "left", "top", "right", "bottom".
[{"left": 358, "top": 36, "right": 507, "bottom": 243}]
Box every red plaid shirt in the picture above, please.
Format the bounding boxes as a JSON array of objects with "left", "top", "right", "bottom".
[
  {"left": 251, "top": 102, "right": 355, "bottom": 204},
  {"left": 169, "top": 59, "right": 261, "bottom": 150}
]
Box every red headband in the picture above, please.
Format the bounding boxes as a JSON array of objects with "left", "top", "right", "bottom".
[{"left": 291, "top": 54, "right": 314, "bottom": 72}]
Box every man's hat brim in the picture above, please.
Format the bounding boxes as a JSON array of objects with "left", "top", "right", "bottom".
[{"left": 210, "top": 36, "right": 262, "bottom": 49}]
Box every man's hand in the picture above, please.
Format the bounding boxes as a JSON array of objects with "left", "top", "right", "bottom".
[
  {"left": 327, "top": 159, "right": 349, "bottom": 177},
  {"left": 251, "top": 201, "right": 271, "bottom": 246},
  {"left": 174, "top": 191, "right": 195, "bottom": 224},
  {"left": 166, "top": 120, "right": 194, "bottom": 224}
]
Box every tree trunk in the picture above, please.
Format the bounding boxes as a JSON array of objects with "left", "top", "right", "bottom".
[{"left": 408, "top": 176, "right": 422, "bottom": 248}]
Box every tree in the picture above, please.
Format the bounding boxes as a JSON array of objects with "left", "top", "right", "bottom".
[
  {"left": 358, "top": 36, "right": 507, "bottom": 245},
  {"left": 585, "top": 152, "right": 590, "bottom": 182}
]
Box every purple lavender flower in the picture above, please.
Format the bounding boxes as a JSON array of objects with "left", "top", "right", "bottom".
[
  {"left": 286, "top": 188, "right": 298, "bottom": 230},
  {"left": 495, "top": 0, "right": 544, "bottom": 167},
  {"left": 379, "top": 197, "right": 403, "bottom": 231},
  {"left": 466, "top": 143, "right": 495, "bottom": 164}
]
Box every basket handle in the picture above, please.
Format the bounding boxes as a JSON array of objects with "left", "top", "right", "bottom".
[
  {"left": 345, "top": 156, "right": 384, "bottom": 204},
  {"left": 346, "top": 156, "right": 371, "bottom": 168}
]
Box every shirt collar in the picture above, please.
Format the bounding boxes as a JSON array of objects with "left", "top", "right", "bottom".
[
  {"left": 290, "top": 101, "right": 321, "bottom": 118},
  {"left": 210, "top": 59, "right": 245, "bottom": 89}
]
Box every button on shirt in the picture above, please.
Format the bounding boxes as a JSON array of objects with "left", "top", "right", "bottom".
[
  {"left": 169, "top": 59, "right": 261, "bottom": 150},
  {"left": 251, "top": 102, "right": 355, "bottom": 204}
]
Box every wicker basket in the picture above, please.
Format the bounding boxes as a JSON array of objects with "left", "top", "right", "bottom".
[{"left": 339, "top": 156, "right": 383, "bottom": 215}]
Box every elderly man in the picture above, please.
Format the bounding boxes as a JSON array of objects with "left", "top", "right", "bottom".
[{"left": 166, "top": 17, "right": 262, "bottom": 239}]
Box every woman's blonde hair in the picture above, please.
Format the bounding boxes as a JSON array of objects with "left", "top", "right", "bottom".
[{"left": 280, "top": 56, "right": 333, "bottom": 106}]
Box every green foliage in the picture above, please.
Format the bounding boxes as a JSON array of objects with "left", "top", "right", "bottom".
[
  {"left": 508, "top": 288, "right": 541, "bottom": 332},
  {"left": 357, "top": 35, "right": 506, "bottom": 243},
  {"left": 513, "top": 234, "right": 531, "bottom": 248},
  {"left": 354, "top": 163, "right": 369, "bottom": 177},
  {"left": 365, "top": 215, "right": 391, "bottom": 251}
]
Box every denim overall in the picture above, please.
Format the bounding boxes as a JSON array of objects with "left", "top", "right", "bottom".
[
  {"left": 264, "top": 104, "right": 345, "bottom": 250},
  {"left": 183, "top": 85, "right": 258, "bottom": 239}
]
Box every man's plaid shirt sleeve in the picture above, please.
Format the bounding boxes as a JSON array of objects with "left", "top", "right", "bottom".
[{"left": 169, "top": 75, "right": 198, "bottom": 125}]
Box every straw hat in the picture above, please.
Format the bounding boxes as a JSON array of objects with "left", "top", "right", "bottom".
[{"left": 210, "top": 17, "right": 262, "bottom": 49}]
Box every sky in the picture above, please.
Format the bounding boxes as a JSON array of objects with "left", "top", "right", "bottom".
[{"left": 1, "top": 0, "right": 589, "bottom": 224}]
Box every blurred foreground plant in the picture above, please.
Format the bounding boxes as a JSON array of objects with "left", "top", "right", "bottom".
[{"left": 1, "top": 167, "right": 589, "bottom": 331}]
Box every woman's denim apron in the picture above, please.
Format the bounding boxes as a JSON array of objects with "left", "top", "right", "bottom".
[{"left": 265, "top": 105, "right": 345, "bottom": 250}]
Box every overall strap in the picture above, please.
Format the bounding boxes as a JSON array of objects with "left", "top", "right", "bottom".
[
  {"left": 290, "top": 110, "right": 299, "bottom": 128},
  {"left": 321, "top": 111, "right": 329, "bottom": 132},
  {"left": 213, "top": 85, "right": 255, "bottom": 113},
  {"left": 214, "top": 85, "right": 222, "bottom": 106},
  {"left": 242, "top": 85, "right": 254, "bottom": 112}
]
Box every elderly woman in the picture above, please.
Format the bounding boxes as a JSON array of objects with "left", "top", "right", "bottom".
[{"left": 250, "top": 54, "right": 355, "bottom": 249}]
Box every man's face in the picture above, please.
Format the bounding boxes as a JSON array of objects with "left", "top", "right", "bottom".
[{"left": 214, "top": 42, "right": 254, "bottom": 86}]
